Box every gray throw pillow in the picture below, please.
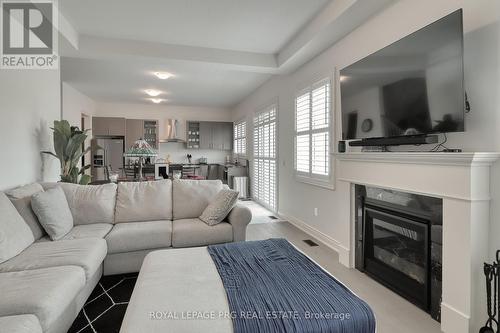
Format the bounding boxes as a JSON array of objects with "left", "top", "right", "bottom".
[
  {"left": 199, "top": 189, "right": 239, "bottom": 226},
  {"left": 0, "top": 192, "right": 35, "bottom": 263},
  {"left": 11, "top": 196, "right": 46, "bottom": 240},
  {"left": 31, "top": 187, "right": 74, "bottom": 241}
]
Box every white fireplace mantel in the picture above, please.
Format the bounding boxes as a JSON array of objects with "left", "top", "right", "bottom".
[{"left": 334, "top": 152, "right": 500, "bottom": 333}]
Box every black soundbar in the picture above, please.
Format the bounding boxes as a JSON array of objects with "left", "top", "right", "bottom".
[{"left": 348, "top": 135, "right": 439, "bottom": 147}]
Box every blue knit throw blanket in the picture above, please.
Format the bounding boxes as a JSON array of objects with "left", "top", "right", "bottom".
[{"left": 207, "top": 238, "right": 376, "bottom": 333}]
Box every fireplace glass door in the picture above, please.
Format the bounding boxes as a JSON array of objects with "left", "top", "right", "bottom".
[{"left": 364, "top": 204, "right": 429, "bottom": 310}]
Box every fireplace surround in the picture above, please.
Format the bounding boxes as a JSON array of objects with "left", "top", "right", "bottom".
[{"left": 335, "top": 152, "right": 500, "bottom": 333}]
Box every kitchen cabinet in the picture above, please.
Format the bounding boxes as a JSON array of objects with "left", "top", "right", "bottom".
[
  {"left": 195, "top": 121, "right": 233, "bottom": 151},
  {"left": 126, "top": 119, "right": 144, "bottom": 149},
  {"left": 92, "top": 117, "right": 126, "bottom": 136},
  {"left": 125, "top": 119, "right": 158, "bottom": 149},
  {"left": 219, "top": 122, "right": 233, "bottom": 150},
  {"left": 199, "top": 122, "right": 213, "bottom": 149}
]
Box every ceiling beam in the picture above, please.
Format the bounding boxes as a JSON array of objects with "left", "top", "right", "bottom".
[
  {"left": 61, "top": 35, "right": 279, "bottom": 74},
  {"left": 277, "top": 0, "right": 396, "bottom": 73}
]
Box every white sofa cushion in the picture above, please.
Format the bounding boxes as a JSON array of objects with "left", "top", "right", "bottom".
[
  {"left": 0, "top": 266, "right": 85, "bottom": 331},
  {"left": 11, "top": 196, "right": 46, "bottom": 240},
  {"left": 5, "top": 183, "right": 44, "bottom": 199},
  {"left": 106, "top": 220, "right": 172, "bottom": 254},
  {"left": 115, "top": 180, "right": 173, "bottom": 223},
  {"left": 31, "top": 187, "right": 73, "bottom": 241},
  {"left": 173, "top": 180, "right": 223, "bottom": 220},
  {"left": 0, "top": 192, "right": 34, "bottom": 264},
  {"left": 58, "top": 183, "right": 117, "bottom": 225},
  {"left": 0, "top": 238, "right": 107, "bottom": 281},
  {"left": 199, "top": 189, "right": 239, "bottom": 226},
  {"left": 0, "top": 315, "right": 42, "bottom": 333},
  {"left": 172, "top": 218, "right": 232, "bottom": 248},
  {"left": 37, "top": 223, "right": 113, "bottom": 242}
]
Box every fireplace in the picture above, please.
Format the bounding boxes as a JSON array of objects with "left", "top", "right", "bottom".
[{"left": 355, "top": 185, "right": 442, "bottom": 321}]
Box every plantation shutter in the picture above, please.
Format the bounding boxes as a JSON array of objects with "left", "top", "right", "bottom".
[
  {"left": 294, "top": 79, "right": 332, "bottom": 184},
  {"left": 253, "top": 105, "right": 277, "bottom": 211}
]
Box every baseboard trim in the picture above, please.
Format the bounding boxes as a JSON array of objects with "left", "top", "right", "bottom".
[
  {"left": 440, "top": 302, "right": 469, "bottom": 333},
  {"left": 278, "top": 211, "right": 351, "bottom": 266}
]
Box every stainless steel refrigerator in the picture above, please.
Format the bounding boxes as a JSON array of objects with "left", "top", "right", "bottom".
[{"left": 91, "top": 137, "right": 125, "bottom": 181}]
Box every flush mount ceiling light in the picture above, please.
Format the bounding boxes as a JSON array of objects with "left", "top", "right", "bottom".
[
  {"left": 150, "top": 98, "right": 164, "bottom": 104},
  {"left": 154, "top": 72, "right": 173, "bottom": 80},
  {"left": 144, "top": 89, "right": 162, "bottom": 97}
]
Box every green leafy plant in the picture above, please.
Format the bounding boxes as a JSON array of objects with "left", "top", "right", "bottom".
[{"left": 42, "top": 120, "right": 92, "bottom": 185}]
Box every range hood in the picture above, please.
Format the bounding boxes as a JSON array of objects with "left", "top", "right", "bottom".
[{"left": 160, "top": 119, "right": 185, "bottom": 143}]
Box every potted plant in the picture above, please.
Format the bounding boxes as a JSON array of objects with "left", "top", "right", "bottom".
[{"left": 42, "top": 120, "right": 93, "bottom": 185}]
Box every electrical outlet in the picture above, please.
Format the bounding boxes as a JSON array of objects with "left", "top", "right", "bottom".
[{"left": 314, "top": 208, "right": 319, "bottom": 217}]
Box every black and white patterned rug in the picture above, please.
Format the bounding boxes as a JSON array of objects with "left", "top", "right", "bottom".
[{"left": 68, "top": 273, "right": 138, "bottom": 333}]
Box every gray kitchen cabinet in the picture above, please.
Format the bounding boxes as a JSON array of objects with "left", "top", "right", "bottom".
[
  {"left": 125, "top": 119, "right": 158, "bottom": 149},
  {"left": 211, "top": 122, "right": 224, "bottom": 150},
  {"left": 220, "top": 122, "right": 233, "bottom": 150},
  {"left": 126, "top": 119, "right": 144, "bottom": 149},
  {"left": 92, "top": 118, "right": 109, "bottom": 136},
  {"left": 199, "top": 122, "right": 213, "bottom": 149},
  {"left": 92, "top": 117, "right": 126, "bottom": 136},
  {"left": 196, "top": 121, "right": 233, "bottom": 151}
]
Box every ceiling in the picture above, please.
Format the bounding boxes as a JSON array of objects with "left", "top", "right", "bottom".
[
  {"left": 61, "top": 57, "right": 270, "bottom": 106},
  {"left": 60, "top": 0, "right": 329, "bottom": 54},
  {"left": 59, "top": 0, "right": 395, "bottom": 107}
]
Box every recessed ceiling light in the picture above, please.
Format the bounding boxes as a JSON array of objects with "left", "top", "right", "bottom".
[
  {"left": 150, "top": 98, "right": 163, "bottom": 104},
  {"left": 154, "top": 72, "right": 173, "bottom": 80},
  {"left": 144, "top": 89, "right": 162, "bottom": 97}
]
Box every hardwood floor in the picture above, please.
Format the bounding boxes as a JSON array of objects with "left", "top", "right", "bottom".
[{"left": 247, "top": 221, "right": 442, "bottom": 333}]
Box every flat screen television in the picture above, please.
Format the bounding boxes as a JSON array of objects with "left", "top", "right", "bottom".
[{"left": 340, "top": 9, "right": 465, "bottom": 142}]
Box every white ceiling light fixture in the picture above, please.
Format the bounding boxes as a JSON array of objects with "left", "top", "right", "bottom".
[
  {"left": 154, "top": 72, "right": 173, "bottom": 80},
  {"left": 150, "top": 98, "right": 164, "bottom": 104},
  {"left": 144, "top": 89, "right": 162, "bottom": 97}
]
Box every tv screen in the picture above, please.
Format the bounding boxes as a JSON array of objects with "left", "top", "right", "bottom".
[{"left": 340, "top": 9, "right": 464, "bottom": 140}]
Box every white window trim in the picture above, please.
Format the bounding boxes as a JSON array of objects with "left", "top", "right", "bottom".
[
  {"left": 233, "top": 119, "right": 247, "bottom": 157},
  {"left": 294, "top": 77, "right": 334, "bottom": 190}
]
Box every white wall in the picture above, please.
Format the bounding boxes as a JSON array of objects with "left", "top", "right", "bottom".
[
  {"left": 232, "top": 0, "right": 500, "bottom": 256},
  {"left": 0, "top": 70, "right": 61, "bottom": 190},
  {"left": 62, "top": 82, "right": 96, "bottom": 127},
  {"left": 61, "top": 82, "right": 97, "bottom": 172},
  {"left": 96, "top": 102, "right": 233, "bottom": 164}
]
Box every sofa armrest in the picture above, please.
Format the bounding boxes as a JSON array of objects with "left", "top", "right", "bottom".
[{"left": 226, "top": 204, "right": 252, "bottom": 242}]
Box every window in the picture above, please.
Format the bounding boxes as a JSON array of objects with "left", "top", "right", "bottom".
[
  {"left": 294, "top": 79, "right": 332, "bottom": 187},
  {"left": 234, "top": 121, "right": 246, "bottom": 156},
  {"left": 253, "top": 104, "right": 277, "bottom": 211}
]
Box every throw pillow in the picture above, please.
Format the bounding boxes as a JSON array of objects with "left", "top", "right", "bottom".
[
  {"left": 199, "top": 189, "right": 239, "bottom": 226},
  {"left": 5, "top": 183, "right": 44, "bottom": 199},
  {"left": 0, "top": 192, "right": 35, "bottom": 264},
  {"left": 11, "top": 196, "right": 46, "bottom": 240},
  {"left": 31, "top": 187, "right": 74, "bottom": 241}
]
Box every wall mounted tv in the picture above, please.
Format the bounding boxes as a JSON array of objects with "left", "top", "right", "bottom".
[{"left": 340, "top": 9, "right": 464, "bottom": 145}]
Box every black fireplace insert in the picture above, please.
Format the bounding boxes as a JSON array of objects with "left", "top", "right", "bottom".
[{"left": 355, "top": 185, "right": 442, "bottom": 321}]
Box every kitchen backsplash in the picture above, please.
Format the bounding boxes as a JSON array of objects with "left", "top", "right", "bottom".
[{"left": 156, "top": 142, "right": 230, "bottom": 164}]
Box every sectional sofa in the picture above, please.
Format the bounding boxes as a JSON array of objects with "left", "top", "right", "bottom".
[{"left": 0, "top": 179, "right": 252, "bottom": 333}]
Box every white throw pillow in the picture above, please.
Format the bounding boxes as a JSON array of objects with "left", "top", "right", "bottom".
[
  {"left": 31, "top": 187, "right": 74, "bottom": 241},
  {"left": 199, "top": 189, "right": 239, "bottom": 226},
  {"left": 0, "top": 192, "right": 35, "bottom": 263}
]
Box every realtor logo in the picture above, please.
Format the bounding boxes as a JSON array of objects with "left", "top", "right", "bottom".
[{"left": 1, "top": 0, "right": 58, "bottom": 69}]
